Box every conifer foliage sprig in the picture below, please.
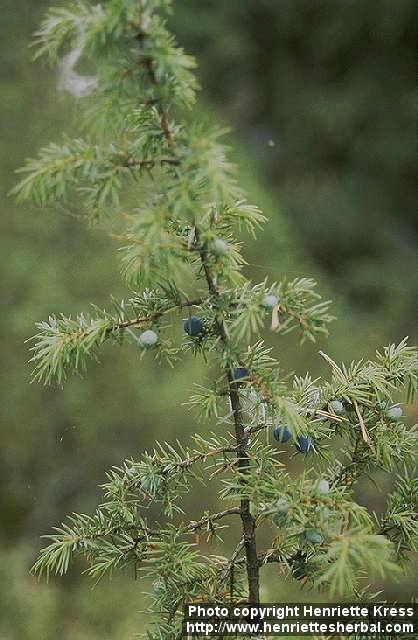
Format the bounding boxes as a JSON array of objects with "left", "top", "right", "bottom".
[{"left": 15, "top": 1, "right": 417, "bottom": 636}]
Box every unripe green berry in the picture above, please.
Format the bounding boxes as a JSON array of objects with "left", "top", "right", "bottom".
[
  {"left": 262, "top": 294, "right": 278, "bottom": 308},
  {"left": 330, "top": 399, "right": 344, "bottom": 414},
  {"left": 315, "top": 505, "right": 330, "bottom": 521},
  {"left": 317, "top": 479, "right": 330, "bottom": 494},
  {"left": 271, "top": 498, "right": 290, "bottom": 526},
  {"left": 212, "top": 238, "right": 228, "bottom": 256},
  {"left": 386, "top": 405, "right": 403, "bottom": 421},
  {"left": 138, "top": 329, "right": 158, "bottom": 348},
  {"left": 153, "top": 579, "right": 164, "bottom": 594},
  {"left": 275, "top": 497, "right": 290, "bottom": 513},
  {"left": 305, "top": 528, "right": 323, "bottom": 544}
]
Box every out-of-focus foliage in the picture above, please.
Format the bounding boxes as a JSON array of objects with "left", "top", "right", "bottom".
[
  {"left": 171, "top": 0, "right": 418, "bottom": 337},
  {"left": 0, "top": 0, "right": 416, "bottom": 638}
]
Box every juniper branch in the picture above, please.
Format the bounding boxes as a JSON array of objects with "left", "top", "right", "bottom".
[
  {"left": 187, "top": 507, "right": 241, "bottom": 533},
  {"left": 30, "top": 295, "right": 202, "bottom": 384},
  {"left": 133, "top": 18, "right": 262, "bottom": 600},
  {"left": 195, "top": 225, "right": 260, "bottom": 603}
]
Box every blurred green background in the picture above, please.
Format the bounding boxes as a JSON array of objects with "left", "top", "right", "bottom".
[{"left": 1, "top": 1, "right": 417, "bottom": 637}]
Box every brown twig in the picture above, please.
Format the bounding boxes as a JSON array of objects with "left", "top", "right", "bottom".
[
  {"left": 187, "top": 507, "right": 241, "bottom": 533},
  {"left": 195, "top": 227, "right": 260, "bottom": 604},
  {"left": 218, "top": 537, "right": 245, "bottom": 589},
  {"left": 353, "top": 399, "right": 373, "bottom": 448},
  {"left": 136, "top": 19, "right": 260, "bottom": 602}
]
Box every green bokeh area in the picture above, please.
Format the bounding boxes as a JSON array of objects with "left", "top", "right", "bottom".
[{"left": 1, "top": 1, "right": 416, "bottom": 637}]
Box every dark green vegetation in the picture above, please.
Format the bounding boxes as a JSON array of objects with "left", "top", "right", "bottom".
[
  {"left": 171, "top": 0, "right": 418, "bottom": 337},
  {"left": 1, "top": 1, "right": 417, "bottom": 638}
]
